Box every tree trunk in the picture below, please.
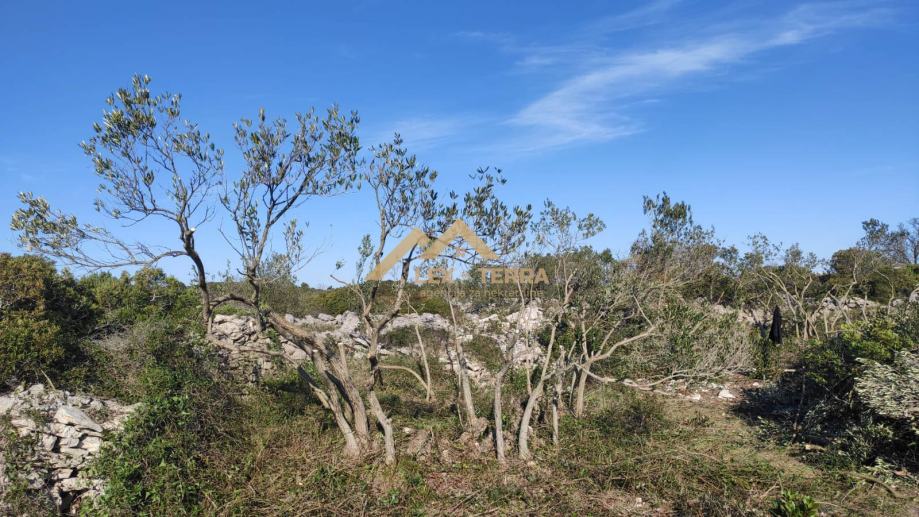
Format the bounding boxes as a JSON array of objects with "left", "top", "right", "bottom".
[
  {"left": 183, "top": 237, "right": 211, "bottom": 327},
  {"left": 494, "top": 367, "right": 508, "bottom": 465},
  {"left": 574, "top": 362, "right": 591, "bottom": 418},
  {"left": 413, "top": 324, "right": 433, "bottom": 401},
  {"left": 453, "top": 338, "right": 478, "bottom": 429},
  {"left": 311, "top": 350, "right": 363, "bottom": 459},
  {"left": 368, "top": 390, "right": 395, "bottom": 465},
  {"left": 518, "top": 381, "right": 544, "bottom": 460}
]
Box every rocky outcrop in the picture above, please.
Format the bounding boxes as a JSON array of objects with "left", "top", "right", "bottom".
[
  {"left": 209, "top": 314, "right": 307, "bottom": 381},
  {"left": 0, "top": 384, "right": 139, "bottom": 514},
  {"left": 816, "top": 296, "right": 880, "bottom": 313},
  {"left": 209, "top": 312, "right": 454, "bottom": 381},
  {"left": 209, "top": 306, "right": 549, "bottom": 386}
]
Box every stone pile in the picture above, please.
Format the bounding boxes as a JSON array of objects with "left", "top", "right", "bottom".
[
  {"left": 209, "top": 306, "right": 549, "bottom": 385},
  {"left": 209, "top": 314, "right": 307, "bottom": 381},
  {"left": 210, "top": 312, "right": 455, "bottom": 380},
  {"left": 816, "top": 296, "right": 880, "bottom": 313},
  {"left": 0, "top": 384, "right": 139, "bottom": 514}
]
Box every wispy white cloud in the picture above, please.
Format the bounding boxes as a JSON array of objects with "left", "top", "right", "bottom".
[
  {"left": 582, "top": 0, "right": 684, "bottom": 35},
  {"left": 366, "top": 115, "right": 488, "bottom": 151},
  {"left": 415, "top": 2, "right": 895, "bottom": 157},
  {"left": 506, "top": 1, "right": 894, "bottom": 151}
]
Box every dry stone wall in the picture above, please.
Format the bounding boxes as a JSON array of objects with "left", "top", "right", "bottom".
[
  {"left": 208, "top": 306, "right": 548, "bottom": 386},
  {"left": 0, "top": 384, "right": 139, "bottom": 514}
]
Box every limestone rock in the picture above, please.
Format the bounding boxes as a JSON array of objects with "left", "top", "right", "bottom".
[
  {"left": 0, "top": 396, "right": 18, "bottom": 414},
  {"left": 717, "top": 389, "right": 736, "bottom": 400},
  {"left": 81, "top": 436, "right": 102, "bottom": 454},
  {"left": 54, "top": 406, "right": 103, "bottom": 433},
  {"left": 0, "top": 384, "right": 138, "bottom": 514}
]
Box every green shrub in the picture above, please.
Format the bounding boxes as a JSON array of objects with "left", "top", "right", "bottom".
[
  {"left": 79, "top": 268, "right": 199, "bottom": 328},
  {"left": 0, "top": 254, "right": 95, "bottom": 386},
  {"left": 769, "top": 490, "right": 818, "bottom": 517},
  {"left": 314, "top": 287, "right": 359, "bottom": 315},
  {"left": 745, "top": 304, "right": 919, "bottom": 471},
  {"left": 801, "top": 315, "right": 912, "bottom": 395},
  {"left": 85, "top": 322, "right": 236, "bottom": 514},
  {"left": 413, "top": 294, "right": 451, "bottom": 318},
  {"left": 855, "top": 350, "right": 919, "bottom": 435}
]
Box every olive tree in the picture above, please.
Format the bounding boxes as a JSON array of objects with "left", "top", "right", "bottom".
[
  {"left": 328, "top": 134, "right": 439, "bottom": 464},
  {"left": 214, "top": 106, "right": 369, "bottom": 461},
  {"left": 216, "top": 106, "right": 359, "bottom": 323},
  {"left": 12, "top": 75, "right": 223, "bottom": 323},
  {"left": 515, "top": 201, "right": 606, "bottom": 459},
  {"left": 422, "top": 169, "right": 531, "bottom": 440}
]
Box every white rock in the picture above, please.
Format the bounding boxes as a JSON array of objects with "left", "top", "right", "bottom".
[
  {"left": 717, "top": 389, "right": 736, "bottom": 400},
  {"left": 26, "top": 384, "right": 45, "bottom": 397},
  {"left": 10, "top": 417, "right": 37, "bottom": 431},
  {"left": 25, "top": 471, "right": 45, "bottom": 489},
  {"left": 59, "top": 435, "right": 80, "bottom": 448},
  {"left": 57, "top": 476, "right": 90, "bottom": 492},
  {"left": 54, "top": 406, "right": 102, "bottom": 433},
  {"left": 59, "top": 447, "right": 88, "bottom": 458},
  {"left": 52, "top": 468, "right": 73, "bottom": 480},
  {"left": 687, "top": 393, "right": 702, "bottom": 402},
  {"left": 81, "top": 436, "right": 103, "bottom": 454},
  {"left": 0, "top": 395, "right": 17, "bottom": 414},
  {"left": 41, "top": 434, "right": 58, "bottom": 451}
]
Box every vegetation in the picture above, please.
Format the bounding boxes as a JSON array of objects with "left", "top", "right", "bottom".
[
  {"left": 0, "top": 254, "right": 94, "bottom": 387},
  {"left": 2, "top": 76, "right": 917, "bottom": 515}
]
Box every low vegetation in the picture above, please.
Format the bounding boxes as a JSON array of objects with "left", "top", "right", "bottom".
[{"left": 2, "top": 76, "right": 917, "bottom": 515}]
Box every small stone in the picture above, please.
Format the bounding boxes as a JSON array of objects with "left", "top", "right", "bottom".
[
  {"left": 41, "top": 434, "right": 58, "bottom": 451},
  {"left": 25, "top": 471, "right": 45, "bottom": 490},
  {"left": 0, "top": 395, "right": 17, "bottom": 414},
  {"left": 81, "top": 436, "right": 103, "bottom": 454},
  {"left": 50, "top": 422, "right": 82, "bottom": 439},
  {"left": 26, "top": 384, "right": 45, "bottom": 397},
  {"left": 717, "top": 389, "right": 735, "bottom": 400},
  {"left": 60, "top": 447, "right": 88, "bottom": 458},
  {"left": 58, "top": 476, "right": 90, "bottom": 492},
  {"left": 54, "top": 406, "right": 103, "bottom": 432},
  {"left": 52, "top": 468, "right": 73, "bottom": 480},
  {"left": 59, "top": 435, "right": 80, "bottom": 448},
  {"left": 11, "top": 417, "right": 37, "bottom": 431},
  {"left": 687, "top": 393, "right": 702, "bottom": 402}
]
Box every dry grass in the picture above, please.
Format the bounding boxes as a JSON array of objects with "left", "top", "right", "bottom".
[{"left": 182, "top": 376, "right": 918, "bottom": 516}]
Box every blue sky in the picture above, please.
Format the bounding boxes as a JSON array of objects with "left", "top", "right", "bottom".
[{"left": 1, "top": 0, "right": 917, "bottom": 286}]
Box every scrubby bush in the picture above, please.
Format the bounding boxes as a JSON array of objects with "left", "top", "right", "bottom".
[
  {"left": 616, "top": 299, "right": 755, "bottom": 381},
  {"left": 856, "top": 350, "right": 919, "bottom": 435},
  {"left": 801, "top": 313, "right": 913, "bottom": 396},
  {"left": 744, "top": 303, "right": 919, "bottom": 471},
  {"left": 0, "top": 254, "right": 95, "bottom": 386},
  {"left": 411, "top": 294, "right": 451, "bottom": 318},
  {"left": 79, "top": 268, "right": 199, "bottom": 329},
  {"left": 85, "top": 322, "right": 237, "bottom": 514},
  {"left": 313, "top": 287, "right": 360, "bottom": 314},
  {"left": 769, "top": 490, "right": 818, "bottom": 517}
]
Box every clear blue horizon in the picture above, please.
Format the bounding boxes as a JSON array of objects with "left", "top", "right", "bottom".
[{"left": 1, "top": 1, "right": 917, "bottom": 287}]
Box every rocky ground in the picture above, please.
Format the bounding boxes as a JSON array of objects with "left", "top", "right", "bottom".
[
  {"left": 209, "top": 305, "right": 546, "bottom": 385},
  {"left": 0, "top": 384, "right": 138, "bottom": 514}
]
